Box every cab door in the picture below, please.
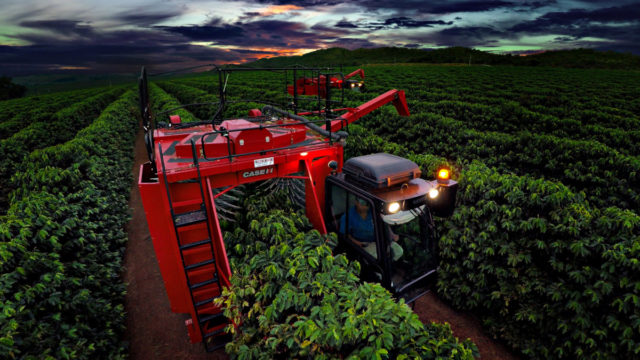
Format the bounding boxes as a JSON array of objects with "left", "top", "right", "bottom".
[{"left": 324, "top": 179, "right": 385, "bottom": 282}]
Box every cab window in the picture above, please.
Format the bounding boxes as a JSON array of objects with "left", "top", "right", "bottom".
[
  {"left": 382, "top": 206, "right": 436, "bottom": 287},
  {"left": 340, "top": 194, "right": 377, "bottom": 259},
  {"left": 326, "top": 183, "right": 347, "bottom": 233}
]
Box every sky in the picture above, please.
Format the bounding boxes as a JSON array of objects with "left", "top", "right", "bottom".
[{"left": 0, "top": 0, "right": 638, "bottom": 75}]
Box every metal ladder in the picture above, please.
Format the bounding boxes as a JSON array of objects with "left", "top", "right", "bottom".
[{"left": 159, "top": 141, "right": 231, "bottom": 352}]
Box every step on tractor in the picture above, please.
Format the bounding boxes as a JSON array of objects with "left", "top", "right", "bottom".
[{"left": 137, "top": 65, "right": 458, "bottom": 351}]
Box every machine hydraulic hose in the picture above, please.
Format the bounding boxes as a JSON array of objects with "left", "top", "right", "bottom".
[{"left": 262, "top": 105, "right": 348, "bottom": 141}]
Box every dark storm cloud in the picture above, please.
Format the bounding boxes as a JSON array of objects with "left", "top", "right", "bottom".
[
  {"left": 366, "top": 16, "right": 453, "bottom": 30},
  {"left": 3, "top": 11, "right": 362, "bottom": 76},
  {"left": 510, "top": 3, "right": 640, "bottom": 32},
  {"left": 439, "top": 26, "right": 505, "bottom": 38},
  {"left": 433, "top": 26, "right": 507, "bottom": 46},
  {"left": 310, "top": 23, "right": 357, "bottom": 36},
  {"left": 553, "top": 36, "right": 576, "bottom": 43},
  {"left": 393, "top": 25, "right": 507, "bottom": 48},
  {"left": 157, "top": 18, "right": 350, "bottom": 49},
  {"left": 508, "top": 3, "right": 640, "bottom": 53},
  {"left": 10, "top": 6, "right": 55, "bottom": 23},
  {"left": 323, "top": 0, "right": 516, "bottom": 14},
  {"left": 422, "top": 1, "right": 515, "bottom": 14},
  {"left": 238, "top": 11, "right": 262, "bottom": 21},
  {"left": 325, "top": 37, "right": 378, "bottom": 49},
  {"left": 11, "top": 24, "right": 175, "bottom": 47},
  {"left": 233, "top": 48, "right": 279, "bottom": 55},
  {"left": 574, "top": 0, "right": 636, "bottom": 4},
  {"left": 156, "top": 21, "right": 245, "bottom": 41},
  {"left": 335, "top": 19, "right": 359, "bottom": 29},
  {"left": 19, "top": 20, "right": 96, "bottom": 38},
  {"left": 1, "top": 22, "right": 247, "bottom": 75},
  {"left": 335, "top": 17, "right": 453, "bottom": 31},
  {"left": 513, "top": 1, "right": 557, "bottom": 12},
  {"left": 116, "top": 12, "right": 184, "bottom": 26},
  {"left": 378, "top": 17, "right": 453, "bottom": 28}
]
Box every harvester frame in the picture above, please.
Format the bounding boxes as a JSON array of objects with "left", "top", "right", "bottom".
[{"left": 137, "top": 65, "right": 457, "bottom": 351}]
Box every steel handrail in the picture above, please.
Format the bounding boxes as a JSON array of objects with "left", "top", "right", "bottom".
[{"left": 199, "top": 138, "right": 330, "bottom": 163}]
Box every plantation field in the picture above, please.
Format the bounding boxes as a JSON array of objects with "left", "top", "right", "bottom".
[{"left": 0, "top": 64, "right": 639, "bottom": 359}]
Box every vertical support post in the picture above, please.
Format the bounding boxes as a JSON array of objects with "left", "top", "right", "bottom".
[
  {"left": 217, "top": 69, "right": 226, "bottom": 122},
  {"left": 325, "top": 72, "right": 331, "bottom": 116},
  {"left": 340, "top": 72, "right": 345, "bottom": 105},
  {"left": 139, "top": 67, "right": 156, "bottom": 173},
  {"left": 223, "top": 130, "right": 233, "bottom": 163},
  {"left": 293, "top": 68, "right": 298, "bottom": 115},
  {"left": 316, "top": 71, "right": 322, "bottom": 114}
]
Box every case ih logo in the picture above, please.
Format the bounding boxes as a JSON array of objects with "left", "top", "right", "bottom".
[{"left": 242, "top": 167, "right": 274, "bottom": 178}]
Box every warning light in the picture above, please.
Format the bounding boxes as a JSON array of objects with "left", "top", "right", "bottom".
[{"left": 437, "top": 169, "right": 450, "bottom": 181}]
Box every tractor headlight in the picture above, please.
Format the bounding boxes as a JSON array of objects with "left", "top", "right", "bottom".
[
  {"left": 388, "top": 202, "right": 400, "bottom": 213},
  {"left": 351, "top": 83, "right": 355, "bottom": 88},
  {"left": 426, "top": 178, "right": 458, "bottom": 217},
  {"left": 428, "top": 188, "right": 439, "bottom": 199}
]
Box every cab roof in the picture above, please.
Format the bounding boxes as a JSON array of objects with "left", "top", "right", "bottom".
[{"left": 342, "top": 153, "right": 421, "bottom": 189}]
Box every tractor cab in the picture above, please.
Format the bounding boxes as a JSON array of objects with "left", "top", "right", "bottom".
[
  {"left": 344, "top": 78, "right": 365, "bottom": 92},
  {"left": 342, "top": 68, "right": 365, "bottom": 92},
  {"left": 324, "top": 153, "right": 458, "bottom": 303}
]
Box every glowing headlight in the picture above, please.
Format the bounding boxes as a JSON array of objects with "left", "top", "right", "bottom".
[
  {"left": 351, "top": 83, "right": 355, "bottom": 88},
  {"left": 388, "top": 202, "right": 400, "bottom": 213},
  {"left": 428, "top": 188, "right": 439, "bottom": 199}
]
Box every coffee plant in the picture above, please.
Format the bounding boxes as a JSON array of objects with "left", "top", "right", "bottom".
[
  {"left": 216, "top": 189, "right": 479, "bottom": 359},
  {"left": 0, "top": 90, "right": 138, "bottom": 359}
]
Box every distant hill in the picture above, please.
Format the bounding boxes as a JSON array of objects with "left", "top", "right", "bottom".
[
  {"left": 248, "top": 47, "right": 640, "bottom": 70},
  {"left": 249, "top": 47, "right": 429, "bottom": 67}
]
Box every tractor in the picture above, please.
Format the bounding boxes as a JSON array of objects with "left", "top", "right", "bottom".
[
  {"left": 137, "top": 65, "right": 458, "bottom": 351},
  {"left": 287, "top": 68, "right": 365, "bottom": 99}
]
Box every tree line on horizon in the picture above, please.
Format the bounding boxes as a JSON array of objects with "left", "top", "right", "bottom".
[
  {"left": 248, "top": 47, "right": 640, "bottom": 70},
  {"left": 0, "top": 76, "right": 26, "bottom": 100}
]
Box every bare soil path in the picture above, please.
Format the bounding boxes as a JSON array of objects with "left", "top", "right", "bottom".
[
  {"left": 123, "top": 129, "right": 519, "bottom": 359},
  {"left": 414, "top": 293, "right": 519, "bottom": 359},
  {"left": 123, "top": 129, "right": 226, "bottom": 360}
]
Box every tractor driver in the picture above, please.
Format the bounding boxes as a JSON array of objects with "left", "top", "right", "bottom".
[{"left": 339, "top": 197, "right": 403, "bottom": 261}]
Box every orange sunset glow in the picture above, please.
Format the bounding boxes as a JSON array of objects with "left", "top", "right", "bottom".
[{"left": 259, "top": 5, "right": 303, "bottom": 17}]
